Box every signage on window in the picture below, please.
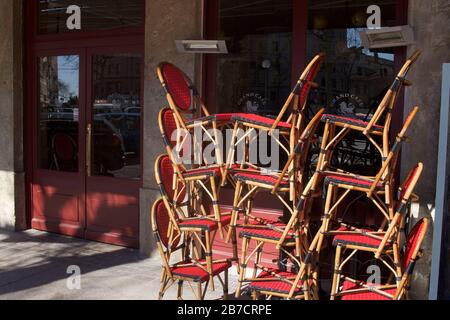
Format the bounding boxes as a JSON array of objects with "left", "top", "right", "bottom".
[{"left": 66, "top": 5, "right": 81, "bottom": 30}]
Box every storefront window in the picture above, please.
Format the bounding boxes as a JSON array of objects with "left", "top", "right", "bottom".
[
  {"left": 306, "top": 0, "right": 397, "bottom": 117},
  {"left": 91, "top": 53, "right": 142, "bottom": 180},
  {"left": 214, "top": 0, "right": 293, "bottom": 116},
  {"left": 38, "top": 0, "right": 144, "bottom": 34},
  {"left": 306, "top": 0, "right": 399, "bottom": 173}
]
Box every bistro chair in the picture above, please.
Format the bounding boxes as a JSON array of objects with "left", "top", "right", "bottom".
[
  {"left": 246, "top": 265, "right": 313, "bottom": 300},
  {"left": 151, "top": 198, "right": 231, "bottom": 300},
  {"left": 333, "top": 218, "right": 429, "bottom": 300},
  {"left": 155, "top": 154, "right": 232, "bottom": 290},
  {"left": 288, "top": 107, "right": 419, "bottom": 296},
  {"left": 231, "top": 109, "right": 324, "bottom": 298},
  {"left": 50, "top": 133, "right": 78, "bottom": 171},
  {"left": 157, "top": 62, "right": 238, "bottom": 168},
  {"left": 313, "top": 107, "right": 419, "bottom": 258},
  {"left": 222, "top": 53, "right": 325, "bottom": 189},
  {"left": 158, "top": 107, "right": 232, "bottom": 238},
  {"left": 329, "top": 162, "right": 423, "bottom": 299},
  {"left": 316, "top": 50, "right": 420, "bottom": 181}
]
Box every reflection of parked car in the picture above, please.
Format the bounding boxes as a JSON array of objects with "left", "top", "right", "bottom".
[
  {"left": 92, "top": 117, "right": 125, "bottom": 175},
  {"left": 95, "top": 113, "right": 140, "bottom": 158},
  {"left": 94, "top": 103, "right": 122, "bottom": 115},
  {"left": 125, "top": 107, "right": 141, "bottom": 114},
  {"left": 43, "top": 112, "right": 74, "bottom": 120},
  {"left": 41, "top": 118, "right": 125, "bottom": 174}
]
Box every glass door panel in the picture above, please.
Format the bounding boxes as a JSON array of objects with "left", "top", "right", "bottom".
[
  {"left": 90, "top": 53, "right": 142, "bottom": 180},
  {"left": 38, "top": 55, "right": 80, "bottom": 172}
]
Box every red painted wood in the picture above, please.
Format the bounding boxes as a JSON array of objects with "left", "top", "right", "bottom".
[
  {"left": 291, "top": 0, "right": 308, "bottom": 85},
  {"left": 26, "top": 1, "right": 144, "bottom": 248},
  {"left": 203, "top": 0, "right": 219, "bottom": 113},
  {"left": 84, "top": 45, "right": 143, "bottom": 248},
  {"left": 31, "top": 47, "right": 87, "bottom": 238}
]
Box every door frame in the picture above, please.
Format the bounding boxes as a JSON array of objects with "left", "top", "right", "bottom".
[
  {"left": 84, "top": 45, "right": 144, "bottom": 248},
  {"left": 30, "top": 48, "right": 87, "bottom": 237},
  {"left": 24, "top": 0, "right": 145, "bottom": 242}
]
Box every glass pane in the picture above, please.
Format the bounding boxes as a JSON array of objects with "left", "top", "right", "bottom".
[
  {"left": 215, "top": 0, "right": 293, "bottom": 116},
  {"left": 91, "top": 53, "right": 142, "bottom": 180},
  {"left": 307, "top": 0, "right": 397, "bottom": 116},
  {"left": 306, "top": 0, "right": 398, "bottom": 174},
  {"left": 39, "top": 0, "right": 144, "bottom": 34},
  {"left": 39, "top": 55, "right": 80, "bottom": 172}
]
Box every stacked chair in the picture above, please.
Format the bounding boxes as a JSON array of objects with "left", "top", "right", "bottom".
[
  {"left": 231, "top": 108, "right": 324, "bottom": 298},
  {"left": 150, "top": 49, "right": 430, "bottom": 300},
  {"left": 152, "top": 198, "right": 230, "bottom": 300}
]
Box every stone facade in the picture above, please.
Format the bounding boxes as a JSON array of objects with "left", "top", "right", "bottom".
[
  {"left": 0, "top": 0, "right": 449, "bottom": 299},
  {"left": 402, "top": 0, "right": 450, "bottom": 299},
  {"left": 0, "top": 0, "right": 26, "bottom": 231},
  {"left": 139, "top": 0, "right": 203, "bottom": 256}
]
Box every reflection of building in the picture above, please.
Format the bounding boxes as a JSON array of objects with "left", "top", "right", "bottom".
[
  {"left": 217, "top": 33, "right": 292, "bottom": 114},
  {"left": 39, "top": 57, "right": 59, "bottom": 107},
  {"left": 307, "top": 29, "right": 395, "bottom": 113},
  {"left": 93, "top": 55, "right": 141, "bottom": 110}
]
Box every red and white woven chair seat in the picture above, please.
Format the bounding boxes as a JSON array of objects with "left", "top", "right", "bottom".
[
  {"left": 171, "top": 260, "right": 231, "bottom": 283},
  {"left": 321, "top": 114, "right": 384, "bottom": 132},
  {"left": 339, "top": 280, "right": 396, "bottom": 300},
  {"left": 324, "top": 174, "right": 383, "bottom": 189},
  {"left": 247, "top": 269, "right": 305, "bottom": 295},
  {"left": 332, "top": 227, "right": 392, "bottom": 249},
  {"left": 231, "top": 114, "right": 292, "bottom": 129},
  {"left": 182, "top": 166, "right": 222, "bottom": 179},
  {"left": 179, "top": 215, "right": 232, "bottom": 231},
  {"left": 240, "top": 222, "right": 294, "bottom": 241},
  {"left": 186, "top": 113, "right": 244, "bottom": 126},
  {"left": 233, "top": 172, "right": 290, "bottom": 188}
]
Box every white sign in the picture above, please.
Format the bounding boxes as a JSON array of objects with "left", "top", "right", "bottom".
[{"left": 66, "top": 5, "right": 81, "bottom": 30}]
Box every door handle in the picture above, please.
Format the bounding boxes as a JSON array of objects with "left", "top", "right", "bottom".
[{"left": 86, "top": 123, "right": 92, "bottom": 177}]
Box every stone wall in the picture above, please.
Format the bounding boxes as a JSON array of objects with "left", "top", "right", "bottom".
[
  {"left": 402, "top": 0, "right": 450, "bottom": 299},
  {"left": 0, "top": 0, "right": 26, "bottom": 231},
  {"left": 139, "top": 0, "right": 203, "bottom": 256}
]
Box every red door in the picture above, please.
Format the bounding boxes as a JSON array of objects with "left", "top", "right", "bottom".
[{"left": 31, "top": 44, "right": 143, "bottom": 248}]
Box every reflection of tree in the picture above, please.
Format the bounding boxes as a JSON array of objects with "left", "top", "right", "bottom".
[
  {"left": 62, "top": 55, "right": 79, "bottom": 69},
  {"left": 58, "top": 80, "right": 70, "bottom": 99},
  {"left": 67, "top": 96, "right": 79, "bottom": 107},
  {"left": 93, "top": 56, "right": 114, "bottom": 81}
]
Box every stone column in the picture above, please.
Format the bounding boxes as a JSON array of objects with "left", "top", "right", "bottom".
[
  {"left": 139, "top": 0, "right": 203, "bottom": 256},
  {"left": 402, "top": 0, "right": 450, "bottom": 299},
  {"left": 0, "top": 0, "right": 26, "bottom": 231}
]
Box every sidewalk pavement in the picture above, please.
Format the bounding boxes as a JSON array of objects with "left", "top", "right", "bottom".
[{"left": 0, "top": 230, "right": 237, "bottom": 300}]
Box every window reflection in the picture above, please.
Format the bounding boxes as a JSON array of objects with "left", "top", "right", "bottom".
[
  {"left": 39, "top": 0, "right": 144, "bottom": 34},
  {"left": 306, "top": 0, "right": 397, "bottom": 117},
  {"left": 215, "top": 0, "right": 293, "bottom": 116},
  {"left": 91, "top": 54, "right": 142, "bottom": 180},
  {"left": 39, "top": 55, "right": 80, "bottom": 172},
  {"left": 306, "top": 0, "right": 398, "bottom": 174}
]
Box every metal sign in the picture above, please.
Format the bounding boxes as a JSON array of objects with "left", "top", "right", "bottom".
[
  {"left": 175, "top": 40, "right": 228, "bottom": 54},
  {"left": 359, "top": 25, "right": 414, "bottom": 49}
]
